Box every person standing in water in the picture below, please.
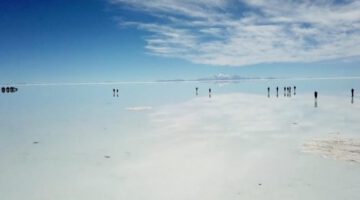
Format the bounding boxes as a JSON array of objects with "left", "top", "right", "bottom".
[
  {"left": 294, "top": 86, "right": 296, "bottom": 95},
  {"left": 195, "top": 87, "right": 199, "bottom": 95},
  {"left": 351, "top": 88, "right": 354, "bottom": 97},
  {"left": 284, "top": 87, "right": 286, "bottom": 97},
  {"left": 314, "top": 91, "right": 318, "bottom": 107},
  {"left": 267, "top": 87, "right": 270, "bottom": 97},
  {"left": 209, "top": 88, "right": 212, "bottom": 98},
  {"left": 276, "top": 87, "right": 279, "bottom": 97}
]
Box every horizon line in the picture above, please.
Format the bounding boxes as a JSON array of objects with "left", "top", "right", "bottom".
[{"left": 2, "top": 76, "right": 360, "bottom": 87}]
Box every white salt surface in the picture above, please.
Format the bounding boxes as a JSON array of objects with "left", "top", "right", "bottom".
[{"left": 1, "top": 92, "right": 360, "bottom": 200}]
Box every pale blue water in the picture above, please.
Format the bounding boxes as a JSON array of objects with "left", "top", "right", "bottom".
[{"left": 0, "top": 79, "right": 359, "bottom": 200}]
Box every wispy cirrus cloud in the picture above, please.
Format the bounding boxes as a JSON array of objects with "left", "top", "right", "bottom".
[{"left": 110, "top": 0, "right": 360, "bottom": 66}]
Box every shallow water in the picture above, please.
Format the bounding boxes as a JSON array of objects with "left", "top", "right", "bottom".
[{"left": 0, "top": 79, "right": 359, "bottom": 200}]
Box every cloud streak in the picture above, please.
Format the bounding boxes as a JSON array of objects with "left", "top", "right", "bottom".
[{"left": 111, "top": 0, "right": 360, "bottom": 66}]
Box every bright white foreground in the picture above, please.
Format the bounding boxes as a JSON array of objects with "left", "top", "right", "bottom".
[{"left": 1, "top": 93, "right": 360, "bottom": 199}]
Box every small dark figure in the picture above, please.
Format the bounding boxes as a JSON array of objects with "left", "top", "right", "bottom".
[
  {"left": 314, "top": 91, "right": 318, "bottom": 99},
  {"left": 209, "top": 88, "right": 212, "bottom": 98},
  {"left": 113, "top": 89, "right": 115, "bottom": 96},
  {"left": 351, "top": 88, "right": 354, "bottom": 97},
  {"left": 5, "top": 87, "right": 9, "bottom": 93},
  {"left": 1, "top": 87, "right": 5, "bottom": 93},
  {"left": 276, "top": 87, "right": 279, "bottom": 97},
  {"left": 9, "top": 87, "right": 17, "bottom": 93},
  {"left": 314, "top": 91, "right": 318, "bottom": 107},
  {"left": 267, "top": 87, "right": 270, "bottom": 98},
  {"left": 286, "top": 86, "right": 291, "bottom": 97},
  {"left": 195, "top": 87, "right": 199, "bottom": 95},
  {"left": 294, "top": 86, "right": 296, "bottom": 95}
]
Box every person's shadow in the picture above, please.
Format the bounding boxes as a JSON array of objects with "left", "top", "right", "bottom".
[{"left": 351, "top": 96, "right": 354, "bottom": 104}]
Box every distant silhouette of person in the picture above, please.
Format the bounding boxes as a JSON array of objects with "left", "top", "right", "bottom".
[
  {"left": 267, "top": 87, "right": 270, "bottom": 97},
  {"left": 1, "top": 87, "right": 5, "bottom": 93},
  {"left": 276, "top": 87, "right": 279, "bottom": 97},
  {"left": 113, "top": 89, "right": 115, "bottom": 97},
  {"left": 5, "top": 87, "right": 9, "bottom": 93},
  {"left": 314, "top": 91, "right": 318, "bottom": 107},
  {"left": 195, "top": 87, "right": 198, "bottom": 95},
  {"left": 294, "top": 86, "right": 296, "bottom": 95},
  {"left": 351, "top": 88, "right": 354, "bottom": 97},
  {"left": 116, "top": 89, "right": 119, "bottom": 97},
  {"left": 286, "top": 86, "right": 291, "bottom": 97},
  {"left": 209, "top": 88, "right": 212, "bottom": 98},
  {"left": 284, "top": 87, "right": 286, "bottom": 96}
]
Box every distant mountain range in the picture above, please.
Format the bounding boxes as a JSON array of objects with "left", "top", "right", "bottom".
[{"left": 157, "top": 73, "right": 276, "bottom": 82}]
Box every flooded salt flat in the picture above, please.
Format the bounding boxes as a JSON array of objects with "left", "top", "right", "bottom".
[{"left": 0, "top": 79, "right": 360, "bottom": 200}]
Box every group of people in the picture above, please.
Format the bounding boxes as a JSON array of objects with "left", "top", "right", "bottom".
[
  {"left": 269, "top": 87, "right": 355, "bottom": 107},
  {"left": 112, "top": 88, "right": 119, "bottom": 97},
  {"left": 267, "top": 86, "right": 296, "bottom": 97},
  {"left": 1, "top": 86, "right": 18, "bottom": 94},
  {"left": 195, "top": 87, "right": 212, "bottom": 98}
]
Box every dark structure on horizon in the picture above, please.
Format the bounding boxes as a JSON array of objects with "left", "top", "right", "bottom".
[{"left": 1, "top": 86, "right": 18, "bottom": 94}]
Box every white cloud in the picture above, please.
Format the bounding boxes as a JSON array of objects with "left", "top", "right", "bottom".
[{"left": 112, "top": 0, "right": 360, "bottom": 66}]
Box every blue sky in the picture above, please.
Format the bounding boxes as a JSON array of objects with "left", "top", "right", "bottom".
[{"left": 0, "top": 0, "right": 359, "bottom": 83}]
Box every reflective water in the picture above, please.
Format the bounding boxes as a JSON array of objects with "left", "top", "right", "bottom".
[{"left": 0, "top": 79, "right": 359, "bottom": 200}]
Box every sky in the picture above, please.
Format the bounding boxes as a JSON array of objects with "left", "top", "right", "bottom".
[{"left": 0, "top": 0, "right": 359, "bottom": 83}]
